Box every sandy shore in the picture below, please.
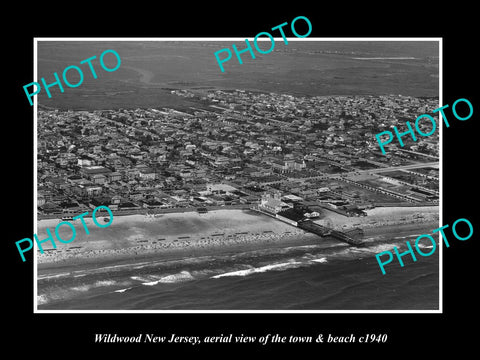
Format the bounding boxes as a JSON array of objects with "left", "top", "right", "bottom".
[
  {"left": 314, "top": 206, "right": 439, "bottom": 231},
  {"left": 37, "top": 209, "right": 307, "bottom": 267},
  {"left": 37, "top": 206, "right": 439, "bottom": 268}
]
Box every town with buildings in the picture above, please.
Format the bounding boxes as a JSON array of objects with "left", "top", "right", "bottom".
[{"left": 37, "top": 89, "right": 439, "bottom": 220}]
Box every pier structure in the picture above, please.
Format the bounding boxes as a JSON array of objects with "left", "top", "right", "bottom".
[
  {"left": 252, "top": 205, "right": 364, "bottom": 247},
  {"left": 298, "top": 220, "right": 364, "bottom": 247}
]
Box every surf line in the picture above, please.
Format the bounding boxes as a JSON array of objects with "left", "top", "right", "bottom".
[
  {"left": 375, "top": 217, "right": 474, "bottom": 275},
  {"left": 15, "top": 205, "right": 114, "bottom": 262}
]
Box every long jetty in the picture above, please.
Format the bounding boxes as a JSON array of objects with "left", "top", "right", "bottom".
[{"left": 298, "top": 220, "right": 364, "bottom": 247}]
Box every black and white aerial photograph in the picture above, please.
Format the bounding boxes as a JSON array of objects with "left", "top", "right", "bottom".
[
  {"left": 6, "top": 5, "right": 478, "bottom": 356},
  {"left": 35, "top": 39, "right": 441, "bottom": 311}
]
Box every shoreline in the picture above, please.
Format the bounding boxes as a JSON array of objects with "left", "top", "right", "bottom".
[{"left": 37, "top": 206, "right": 439, "bottom": 273}]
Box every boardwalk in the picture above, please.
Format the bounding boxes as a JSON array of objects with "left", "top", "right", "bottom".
[
  {"left": 251, "top": 207, "right": 365, "bottom": 247},
  {"left": 298, "top": 220, "right": 364, "bottom": 247}
]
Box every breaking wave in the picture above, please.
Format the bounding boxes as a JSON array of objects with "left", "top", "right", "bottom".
[
  {"left": 36, "top": 234, "right": 432, "bottom": 309},
  {"left": 212, "top": 260, "right": 308, "bottom": 279},
  {"left": 131, "top": 271, "right": 195, "bottom": 286}
]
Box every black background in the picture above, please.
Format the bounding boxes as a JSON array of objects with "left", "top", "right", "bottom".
[{"left": 5, "top": 4, "right": 478, "bottom": 356}]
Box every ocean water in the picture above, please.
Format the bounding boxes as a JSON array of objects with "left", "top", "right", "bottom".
[{"left": 37, "top": 231, "right": 439, "bottom": 310}]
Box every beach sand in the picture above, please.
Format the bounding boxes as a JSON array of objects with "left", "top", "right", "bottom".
[
  {"left": 314, "top": 206, "right": 439, "bottom": 231},
  {"left": 36, "top": 206, "right": 439, "bottom": 269}
]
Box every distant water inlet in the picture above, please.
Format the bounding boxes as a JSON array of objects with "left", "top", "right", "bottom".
[
  {"left": 24, "top": 49, "right": 121, "bottom": 106},
  {"left": 214, "top": 16, "right": 313, "bottom": 72},
  {"left": 121, "top": 65, "right": 155, "bottom": 84}
]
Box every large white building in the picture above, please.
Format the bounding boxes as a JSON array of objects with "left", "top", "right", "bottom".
[
  {"left": 258, "top": 192, "right": 292, "bottom": 214},
  {"left": 270, "top": 159, "right": 306, "bottom": 173}
]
